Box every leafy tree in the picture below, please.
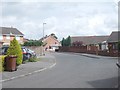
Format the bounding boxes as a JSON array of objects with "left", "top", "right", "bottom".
[
  {"left": 24, "top": 40, "right": 43, "bottom": 46},
  {"left": 7, "top": 38, "right": 23, "bottom": 66}
]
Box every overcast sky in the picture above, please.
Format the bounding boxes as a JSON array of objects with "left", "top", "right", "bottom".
[{"left": 1, "top": 0, "right": 119, "bottom": 40}]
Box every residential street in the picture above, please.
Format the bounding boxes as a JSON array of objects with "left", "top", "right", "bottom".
[{"left": 2, "top": 52, "right": 118, "bottom": 88}]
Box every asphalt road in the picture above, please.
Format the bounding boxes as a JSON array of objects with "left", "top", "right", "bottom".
[{"left": 2, "top": 52, "right": 118, "bottom": 88}]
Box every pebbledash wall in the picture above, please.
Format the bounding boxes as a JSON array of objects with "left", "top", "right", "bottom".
[{"left": 58, "top": 46, "right": 120, "bottom": 57}]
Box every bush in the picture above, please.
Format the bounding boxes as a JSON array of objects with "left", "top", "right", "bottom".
[
  {"left": 29, "top": 56, "right": 37, "bottom": 62},
  {"left": 24, "top": 40, "right": 43, "bottom": 46},
  {"left": 0, "top": 55, "right": 6, "bottom": 71},
  {"left": 7, "top": 38, "right": 23, "bottom": 66}
]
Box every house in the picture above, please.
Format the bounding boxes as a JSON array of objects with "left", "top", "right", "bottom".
[
  {"left": 107, "top": 31, "right": 120, "bottom": 52},
  {"left": 23, "top": 38, "right": 29, "bottom": 43},
  {"left": 0, "top": 27, "right": 24, "bottom": 46},
  {"left": 71, "top": 35, "right": 109, "bottom": 51},
  {"left": 40, "top": 34, "right": 61, "bottom": 51}
]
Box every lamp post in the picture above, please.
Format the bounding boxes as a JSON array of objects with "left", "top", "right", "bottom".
[{"left": 43, "top": 23, "right": 46, "bottom": 56}]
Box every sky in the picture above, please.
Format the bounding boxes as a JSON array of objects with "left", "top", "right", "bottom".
[{"left": 1, "top": 0, "right": 119, "bottom": 40}]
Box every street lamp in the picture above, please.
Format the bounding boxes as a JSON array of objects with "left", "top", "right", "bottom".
[{"left": 43, "top": 23, "right": 46, "bottom": 56}]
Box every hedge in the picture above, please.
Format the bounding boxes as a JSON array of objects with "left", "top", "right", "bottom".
[{"left": 0, "top": 55, "right": 6, "bottom": 72}]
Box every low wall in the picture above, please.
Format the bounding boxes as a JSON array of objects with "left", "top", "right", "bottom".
[
  {"left": 58, "top": 46, "right": 120, "bottom": 57},
  {"left": 59, "top": 46, "right": 87, "bottom": 53},
  {"left": 25, "top": 46, "right": 43, "bottom": 56}
]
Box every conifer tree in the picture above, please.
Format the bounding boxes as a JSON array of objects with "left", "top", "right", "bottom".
[{"left": 7, "top": 38, "right": 23, "bottom": 66}]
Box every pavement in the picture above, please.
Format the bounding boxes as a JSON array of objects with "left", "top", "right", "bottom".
[
  {"left": 81, "top": 53, "right": 119, "bottom": 59},
  {"left": 0, "top": 53, "right": 56, "bottom": 82},
  {"left": 59, "top": 52, "right": 118, "bottom": 59}
]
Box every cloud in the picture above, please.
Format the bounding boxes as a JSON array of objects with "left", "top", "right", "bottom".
[{"left": 1, "top": 1, "right": 118, "bottom": 41}]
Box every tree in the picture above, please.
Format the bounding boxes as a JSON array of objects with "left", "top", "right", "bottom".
[
  {"left": 66, "top": 36, "right": 71, "bottom": 46},
  {"left": 7, "top": 38, "right": 23, "bottom": 66},
  {"left": 61, "top": 38, "right": 65, "bottom": 46},
  {"left": 24, "top": 40, "right": 43, "bottom": 46},
  {"left": 61, "top": 36, "right": 71, "bottom": 46}
]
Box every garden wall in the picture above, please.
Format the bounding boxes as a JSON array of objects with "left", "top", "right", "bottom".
[
  {"left": 58, "top": 46, "right": 120, "bottom": 57},
  {"left": 59, "top": 46, "right": 87, "bottom": 53}
]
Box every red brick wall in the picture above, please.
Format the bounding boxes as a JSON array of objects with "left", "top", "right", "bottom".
[
  {"left": 58, "top": 46, "right": 120, "bottom": 57},
  {"left": 59, "top": 46, "right": 87, "bottom": 53}
]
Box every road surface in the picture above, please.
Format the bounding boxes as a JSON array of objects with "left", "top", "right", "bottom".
[{"left": 2, "top": 52, "right": 118, "bottom": 88}]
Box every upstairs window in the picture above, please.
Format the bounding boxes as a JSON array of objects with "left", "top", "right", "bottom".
[{"left": 16, "top": 36, "right": 20, "bottom": 40}]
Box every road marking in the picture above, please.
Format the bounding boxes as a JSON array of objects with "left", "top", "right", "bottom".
[{"left": 49, "top": 63, "right": 56, "bottom": 69}]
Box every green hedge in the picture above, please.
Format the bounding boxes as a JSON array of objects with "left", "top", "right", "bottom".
[
  {"left": 7, "top": 38, "right": 23, "bottom": 66},
  {"left": 0, "top": 55, "right": 6, "bottom": 72}
]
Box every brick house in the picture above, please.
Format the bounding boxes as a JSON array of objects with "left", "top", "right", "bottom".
[
  {"left": 71, "top": 35, "right": 109, "bottom": 51},
  {"left": 40, "top": 34, "right": 61, "bottom": 51},
  {"left": 0, "top": 27, "right": 24, "bottom": 46},
  {"left": 107, "top": 31, "right": 120, "bottom": 53}
]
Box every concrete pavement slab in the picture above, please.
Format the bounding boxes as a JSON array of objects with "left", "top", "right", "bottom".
[{"left": 0, "top": 53, "right": 56, "bottom": 82}]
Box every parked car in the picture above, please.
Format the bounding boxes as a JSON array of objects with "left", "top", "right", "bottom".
[
  {"left": 1, "top": 46, "right": 35, "bottom": 62},
  {"left": 22, "top": 47, "right": 36, "bottom": 58},
  {"left": 26, "top": 48, "right": 36, "bottom": 57},
  {"left": 21, "top": 47, "right": 30, "bottom": 61}
]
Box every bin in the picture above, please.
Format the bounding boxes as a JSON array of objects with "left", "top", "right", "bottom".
[{"left": 5, "top": 55, "right": 17, "bottom": 72}]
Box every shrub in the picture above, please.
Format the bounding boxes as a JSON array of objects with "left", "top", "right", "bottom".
[
  {"left": 7, "top": 38, "right": 23, "bottom": 66},
  {"left": 24, "top": 40, "right": 43, "bottom": 46},
  {"left": 0, "top": 55, "right": 6, "bottom": 71},
  {"left": 29, "top": 56, "right": 37, "bottom": 62}
]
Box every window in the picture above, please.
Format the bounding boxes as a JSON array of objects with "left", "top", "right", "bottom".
[
  {"left": 113, "top": 43, "right": 118, "bottom": 50},
  {"left": 0, "top": 35, "right": 3, "bottom": 40},
  {"left": 6, "top": 35, "right": 10, "bottom": 39},
  {"left": 16, "top": 36, "right": 20, "bottom": 40}
]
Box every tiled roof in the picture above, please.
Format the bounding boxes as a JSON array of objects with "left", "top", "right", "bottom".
[
  {"left": 107, "top": 31, "right": 120, "bottom": 43},
  {"left": 0, "top": 27, "right": 24, "bottom": 36},
  {"left": 71, "top": 35, "right": 109, "bottom": 45}
]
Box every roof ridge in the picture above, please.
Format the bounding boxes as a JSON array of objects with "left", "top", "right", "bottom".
[{"left": 71, "top": 35, "right": 109, "bottom": 38}]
